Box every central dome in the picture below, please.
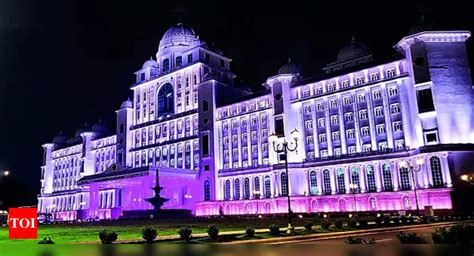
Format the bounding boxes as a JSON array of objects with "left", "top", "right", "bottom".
[
  {"left": 336, "top": 37, "right": 370, "bottom": 63},
  {"left": 158, "top": 23, "right": 201, "bottom": 50}
]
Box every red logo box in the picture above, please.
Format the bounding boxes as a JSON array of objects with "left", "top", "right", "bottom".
[{"left": 8, "top": 208, "right": 38, "bottom": 239}]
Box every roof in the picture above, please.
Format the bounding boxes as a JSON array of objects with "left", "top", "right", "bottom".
[{"left": 217, "top": 88, "right": 271, "bottom": 107}]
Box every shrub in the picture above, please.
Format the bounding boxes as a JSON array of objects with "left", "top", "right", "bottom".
[
  {"left": 321, "top": 220, "right": 331, "bottom": 230},
  {"left": 347, "top": 220, "right": 357, "bottom": 228},
  {"left": 345, "top": 237, "right": 376, "bottom": 244},
  {"left": 375, "top": 216, "right": 383, "bottom": 225},
  {"left": 408, "top": 216, "right": 415, "bottom": 224},
  {"left": 422, "top": 216, "right": 432, "bottom": 224},
  {"left": 245, "top": 227, "right": 255, "bottom": 238},
  {"left": 392, "top": 217, "right": 401, "bottom": 225},
  {"left": 358, "top": 219, "right": 368, "bottom": 228},
  {"left": 178, "top": 227, "right": 193, "bottom": 242},
  {"left": 269, "top": 224, "right": 280, "bottom": 236},
  {"left": 207, "top": 224, "right": 219, "bottom": 241},
  {"left": 383, "top": 216, "right": 391, "bottom": 226},
  {"left": 432, "top": 224, "right": 474, "bottom": 244},
  {"left": 304, "top": 221, "right": 313, "bottom": 231},
  {"left": 98, "top": 229, "right": 118, "bottom": 244},
  {"left": 141, "top": 226, "right": 158, "bottom": 244},
  {"left": 334, "top": 220, "right": 344, "bottom": 229},
  {"left": 397, "top": 232, "right": 427, "bottom": 244},
  {"left": 38, "top": 237, "right": 55, "bottom": 244}
]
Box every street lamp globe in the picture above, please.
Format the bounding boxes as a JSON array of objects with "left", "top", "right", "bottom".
[
  {"left": 290, "top": 128, "right": 301, "bottom": 141},
  {"left": 268, "top": 132, "right": 279, "bottom": 143},
  {"left": 461, "top": 174, "right": 469, "bottom": 181},
  {"left": 399, "top": 160, "right": 408, "bottom": 168},
  {"left": 2, "top": 170, "right": 9, "bottom": 177},
  {"left": 415, "top": 158, "right": 424, "bottom": 166}
]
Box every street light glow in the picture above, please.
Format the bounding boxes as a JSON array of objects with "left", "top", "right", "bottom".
[
  {"left": 2, "top": 170, "right": 9, "bottom": 177},
  {"left": 461, "top": 174, "right": 469, "bottom": 181}
]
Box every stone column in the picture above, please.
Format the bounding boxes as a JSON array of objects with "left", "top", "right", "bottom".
[
  {"left": 374, "top": 162, "right": 382, "bottom": 192},
  {"left": 330, "top": 168, "right": 337, "bottom": 194}
]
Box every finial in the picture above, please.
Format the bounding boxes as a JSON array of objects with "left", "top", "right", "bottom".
[
  {"left": 84, "top": 122, "right": 88, "bottom": 127},
  {"left": 420, "top": 14, "right": 425, "bottom": 22},
  {"left": 351, "top": 35, "right": 356, "bottom": 42},
  {"left": 98, "top": 118, "right": 102, "bottom": 123},
  {"left": 288, "top": 57, "right": 291, "bottom": 63},
  {"left": 149, "top": 56, "right": 153, "bottom": 61}
]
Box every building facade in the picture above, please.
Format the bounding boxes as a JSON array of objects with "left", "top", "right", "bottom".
[{"left": 38, "top": 23, "right": 474, "bottom": 221}]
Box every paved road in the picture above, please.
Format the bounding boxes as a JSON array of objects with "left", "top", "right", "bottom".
[{"left": 292, "top": 224, "right": 451, "bottom": 244}]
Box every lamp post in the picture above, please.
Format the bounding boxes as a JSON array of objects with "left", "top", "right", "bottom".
[
  {"left": 269, "top": 128, "right": 300, "bottom": 234},
  {"left": 349, "top": 183, "right": 359, "bottom": 212},
  {"left": 253, "top": 190, "right": 261, "bottom": 215},
  {"left": 399, "top": 158, "right": 424, "bottom": 216}
]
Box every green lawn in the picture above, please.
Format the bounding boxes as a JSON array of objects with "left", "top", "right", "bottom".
[{"left": 0, "top": 216, "right": 318, "bottom": 244}]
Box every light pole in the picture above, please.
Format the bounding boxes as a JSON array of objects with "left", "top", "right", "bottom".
[
  {"left": 269, "top": 128, "right": 300, "bottom": 234},
  {"left": 399, "top": 158, "right": 424, "bottom": 216},
  {"left": 349, "top": 183, "right": 359, "bottom": 213},
  {"left": 253, "top": 190, "right": 261, "bottom": 215}
]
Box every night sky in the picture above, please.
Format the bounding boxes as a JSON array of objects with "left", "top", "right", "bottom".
[{"left": 1, "top": 0, "right": 473, "bottom": 207}]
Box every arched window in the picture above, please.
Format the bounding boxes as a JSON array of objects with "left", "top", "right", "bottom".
[
  {"left": 400, "top": 166, "right": 411, "bottom": 190},
  {"left": 244, "top": 178, "right": 250, "bottom": 199},
  {"left": 382, "top": 163, "right": 393, "bottom": 191},
  {"left": 281, "top": 172, "right": 288, "bottom": 196},
  {"left": 323, "top": 169, "right": 331, "bottom": 195},
  {"left": 264, "top": 176, "right": 271, "bottom": 198},
  {"left": 336, "top": 168, "right": 346, "bottom": 194},
  {"left": 366, "top": 165, "right": 377, "bottom": 192},
  {"left": 157, "top": 83, "right": 174, "bottom": 117},
  {"left": 162, "top": 58, "right": 170, "bottom": 72},
  {"left": 204, "top": 180, "right": 211, "bottom": 201},
  {"left": 234, "top": 179, "right": 240, "bottom": 200},
  {"left": 430, "top": 156, "right": 444, "bottom": 187},
  {"left": 351, "top": 167, "right": 361, "bottom": 193},
  {"left": 403, "top": 196, "right": 411, "bottom": 209},
  {"left": 309, "top": 171, "right": 318, "bottom": 195},
  {"left": 254, "top": 177, "right": 261, "bottom": 198},
  {"left": 224, "top": 180, "right": 231, "bottom": 200}
]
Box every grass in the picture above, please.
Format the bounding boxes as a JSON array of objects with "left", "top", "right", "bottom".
[{"left": 0, "top": 216, "right": 320, "bottom": 244}]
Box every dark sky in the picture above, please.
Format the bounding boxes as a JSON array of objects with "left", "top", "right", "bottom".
[{"left": 1, "top": 0, "right": 473, "bottom": 206}]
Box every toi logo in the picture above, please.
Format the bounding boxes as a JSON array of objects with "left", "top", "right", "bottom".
[{"left": 8, "top": 208, "right": 38, "bottom": 239}]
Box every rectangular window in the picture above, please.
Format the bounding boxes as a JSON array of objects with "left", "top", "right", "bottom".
[
  {"left": 205, "top": 53, "right": 210, "bottom": 62},
  {"left": 332, "top": 131, "right": 340, "bottom": 141},
  {"left": 305, "top": 120, "right": 313, "bottom": 129},
  {"left": 393, "top": 121, "right": 403, "bottom": 132},
  {"left": 378, "top": 142, "right": 388, "bottom": 151},
  {"left": 320, "top": 150, "right": 328, "bottom": 157},
  {"left": 315, "top": 87, "right": 323, "bottom": 95},
  {"left": 346, "top": 129, "right": 355, "bottom": 139},
  {"left": 348, "top": 146, "right": 357, "bottom": 154},
  {"left": 317, "top": 118, "right": 325, "bottom": 128},
  {"left": 359, "top": 109, "right": 368, "bottom": 120},
  {"left": 220, "top": 59, "right": 225, "bottom": 68},
  {"left": 330, "top": 115, "right": 339, "bottom": 125},
  {"left": 376, "top": 124, "right": 386, "bottom": 134},
  {"left": 386, "top": 69, "right": 396, "bottom": 78},
  {"left": 370, "top": 73, "right": 380, "bottom": 81},
  {"left": 424, "top": 130, "right": 439, "bottom": 145},
  {"left": 395, "top": 139, "right": 405, "bottom": 150},
  {"left": 187, "top": 54, "right": 193, "bottom": 63},
  {"left": 202, "top": 100, "right": 209, "bottom": 112},
  {"left": 341, "top": 80, "right": 350, "bottom": 88},
  {"left": 328, "top": 83, "right": 336, "bottom": 91},
  {"left": 176, "top": 56, "right": 182, "bottom": 67},
  {"left": 334, "top": 148, "right": 342, "bottom": 156},
  {"left": 373, "top": 90, "right": 382, "bottom": 100},
  {"left": 374, "top": 107, "right": 384, "bottom": 117},
  {"left": 363, "top": 144, "right": 372, "bottom": 153},
  {"left": 316, "top": 103, "right": 324, "bottom": 111},
  {"left": 119, "top": 123, "right": 124, "bottom": 134},
  {"left": 275, "top": 116, "right": 284, "bottom": 135},
  {"left": 140, "top": 73, "right": 145, "bottom": 81},
  {"left": 306, "top": 136, "right": 314, "bottom": 145},
  {"left": 344, "top": 112, "right": 353, "bottom": 122},
  {"left": 330, "top": 100, "right": 338, "bottom": 109},
  {"left": 355, "top": 77, "right": 365, "bottom": 85},
  {"left": 343, "top": 96, "right": 353, "bottom": 105},
  {"left": 388, "top": 87, "right": 398, "bottom": 96},
  {"left": 358, "top": 94, "right": 366, "bottom": 102},
  {"left": 390, "top": 103, "right": 400, "bottom": 114},
  {"left": 417, "top": 88, "right": 435, "bottom": 113},
  {"left": 302, "top": 89, "right": 310, "bottom": 98},
  {"left": 319, "top": 134, "right": 327, "bottom": 143},
  {"left": 361, "top": 127, "right": 370, "bottom": 137},
  {"left": 202, "top": 134, "right": 210, "bottom": 157}
]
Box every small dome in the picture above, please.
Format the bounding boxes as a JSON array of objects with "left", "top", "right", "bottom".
[
  {"left": 142, "top": 57, "right": 158, "bottom": 69},
  {"left": 52, "top": 132, "right": 68, "bottom": 145},
  {"left": 336, "top": 37, "right": 370, "bottom": 62},
  {"left": 120, "top": 98, "right": 133, "bottom": 109},
  {"left": 74, "top": 123, "right": 90, "bottom": 138},
  {"left": 91, "top": 120, "right": 108, "bottom": 135},
  {"left": 277, "top": 58, "right": 302, "bottom": 75},
  {"left": 158, "top": 23, "right": 201, "bottom": 50}
]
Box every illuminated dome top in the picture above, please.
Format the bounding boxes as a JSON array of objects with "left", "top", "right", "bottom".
[
  {"left": 120, "top": 98, "right": 133, "bottom": 109},
  {"left": 277, "top": 58, "right": 302, "bottom": 75},
  {"left": 74, "top": 123, "right": 90, "bottom": 138},
  {"left": 52, "top": 132, "right": 68, "bottom": 144},
  {"left": 336, "top": 36, "right": 370, "bottom": 62},
  {"left": 158, "top": 23, "right": 201, "bottom": 50},
  {"left": 142, "top": 57, "right": 158, "bottom": 69}
]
